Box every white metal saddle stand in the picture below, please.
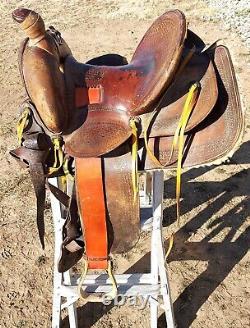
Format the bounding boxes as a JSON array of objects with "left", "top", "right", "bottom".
[{"left": 50, "top": 170, "right": 175, "bottom": 328}]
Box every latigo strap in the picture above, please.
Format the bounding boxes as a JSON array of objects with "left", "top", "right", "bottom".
[
  {"left": 75, "top": 157, "right": 118, "bottom": 301},
  {"left": 75, "top": 157, "right": 108, "bottom": 269}
]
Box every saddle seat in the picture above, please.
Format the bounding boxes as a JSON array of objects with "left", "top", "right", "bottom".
[{"left": 63, "top": 10, "right": 186, "bottom": 157}]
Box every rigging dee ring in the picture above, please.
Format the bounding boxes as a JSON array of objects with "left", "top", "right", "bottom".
[{"left": 77, "top": 259, "right": 118, "bottom": 303}]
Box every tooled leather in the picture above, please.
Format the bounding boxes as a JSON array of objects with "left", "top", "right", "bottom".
[
  {"left": 140, "top": 52, "right": 218, "bottom": 138},
  {"left": 12, "top": 9, "right": 244, "bottom": 270},
  {"left": 104, "top": 145, "right": 140, "bottom": 253},
  {"left": 143, "top": 45, "right": 243, "bottom": 169}
]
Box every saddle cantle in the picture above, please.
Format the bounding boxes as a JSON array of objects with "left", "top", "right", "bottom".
[{"left": 11, "top": 8, "right": 243, "bottom": 287}]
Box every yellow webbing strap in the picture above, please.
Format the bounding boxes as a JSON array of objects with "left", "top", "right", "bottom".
[
  {"left": 165, "top": 234, "right": 174, "bottom": 259},
  {"left": 48, "top": 137, "right": 64, "bottom": 174},
  {"left": 175, "top": 83, "right": 199, "bottom": 225},
  {"left": 144, "top": 83, "right": 199, "bottom": 259},
  {"left": 48, "top": 139, "right": 74, "bottom": 180},
  {"left": 63, "top": 157, "right": 74, "bottom": 180},
  {"left": 130, "top": 118, "right": 139, "bottom": 201},
  {"left": 164, "top": 83, "right": 199, "bottom": 260},
  {"left": 17, "top": 108, "right": 30, "bottom": 146}
]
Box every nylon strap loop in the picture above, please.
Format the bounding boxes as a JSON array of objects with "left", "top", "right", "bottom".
[
  {"left": 63, "top": 157, "right": 74, "bottom": 180},
  {"left": 48, "top": 137, "right": 64, "bottom": 174},
  {"left": 144, "top": 83, "right": 200, "bottom": 260},
  {"left": 168, "top": 83, "right": 199, "bottom": 259}
]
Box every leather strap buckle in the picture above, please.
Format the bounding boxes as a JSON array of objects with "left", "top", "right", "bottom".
[
  {"left": 77, "top": 259, "right": 118, "bottom": 303},
  {"left": 48, "top": 26, "right": 63, "bottom": 44}
]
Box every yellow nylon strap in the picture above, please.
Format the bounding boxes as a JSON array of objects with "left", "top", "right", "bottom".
[
  {"left": 164, "top": 83, "right": 199, "bottom": 260},
  {"left": 130, "top": 118, "right": 139, "bottom": 201},
  {"left": 17, "top": 108, "right": 30, "bottom": 146},
  {"left": 175, "top": 83, "right": 199, "bottom": 225},
  {"left": 48, "top": 137, "right": 64, "bottom": 174},
  {"left": 145, "top": 82, "right": 199, "bottom": 260},
  {"left": 165, "top": 234, "right": 174, "bottom": 259}
]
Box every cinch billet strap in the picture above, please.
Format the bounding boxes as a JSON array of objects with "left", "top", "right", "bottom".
[{"left": 75, "top": 157, "right": 108, "bottom": 270}]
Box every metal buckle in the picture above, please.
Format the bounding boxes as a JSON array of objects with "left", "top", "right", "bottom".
[
  {"left": 48, "top": 25, "right": 63, "bottom": 45},
  {"left": 77, "top": 259, "right": 118, "bottom": 302}
]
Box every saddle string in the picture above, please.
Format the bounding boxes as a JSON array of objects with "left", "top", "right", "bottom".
[
  {"left": 62, "top": 157, "right": 74, "bottom": 180},
  {"left": 174, "top": 83, "right": 200, "bottom": 224},
  {"left": 141, "top": 47, "right": 197, "bottom": 259},
  {"left": 143, "top": 83, "right": 199, "bottom": 259},
  {"left": 164, "top": 83, "right": 199, "bottom": 259},
  {"left": 50, "top": 137, "right": 63, "bottom": 172},
  {"left": 48, "top": 137, "right": 73, "bottom": 180}
]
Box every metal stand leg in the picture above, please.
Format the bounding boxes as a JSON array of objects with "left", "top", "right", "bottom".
[
  {"left": 143, "top": 171, "right": 152, "bottom": 205},
  {"left": 151, "top": 171, "right": 175, "bottom": 328},
  {"left": 49, "top": 171, "right": 175, "bottom": 328},
  {"left": 50, "top": 177, "right": 63, "bottom": 328},
  {"left": 150, "top": 297, "right": 158, "bottom": 328},
  {"left": 63, "top": 271, "right": 78, "bottom": 328},
  {"left": 50, "top": 177, "right": 78, "bottom": 328}
]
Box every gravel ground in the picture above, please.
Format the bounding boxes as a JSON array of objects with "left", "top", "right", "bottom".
[{"left": 204, "top": 0, "right": 250, "bottom": 48}]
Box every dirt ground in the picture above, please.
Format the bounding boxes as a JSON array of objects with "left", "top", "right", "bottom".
[{"left": 0, "top": 1, "right": 249, "bottom": 327}]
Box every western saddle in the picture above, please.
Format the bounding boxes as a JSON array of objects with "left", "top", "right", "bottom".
[{"left": 11, "top": 8, "right": 243, "bottom": 300}]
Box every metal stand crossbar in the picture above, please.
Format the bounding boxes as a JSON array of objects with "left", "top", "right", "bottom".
[{"left": 50, "top": 170, "right": 175, "bottom": 327}]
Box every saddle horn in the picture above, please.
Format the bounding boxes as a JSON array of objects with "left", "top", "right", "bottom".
[{"left": 12, "top": 8, "right": 46, "bottom": 40}]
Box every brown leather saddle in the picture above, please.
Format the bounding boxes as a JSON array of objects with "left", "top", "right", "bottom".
[{"left": 11, "top": 8, "right": 243, "bottom": 281}]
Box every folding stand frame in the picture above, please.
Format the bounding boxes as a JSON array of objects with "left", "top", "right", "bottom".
[{"left": 50, "top": 170, "right": 175, "bottom": 328}]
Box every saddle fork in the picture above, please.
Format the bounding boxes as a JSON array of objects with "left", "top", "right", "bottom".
[{"left": 77, "top": 259, "right": 118, "bottom": 303}]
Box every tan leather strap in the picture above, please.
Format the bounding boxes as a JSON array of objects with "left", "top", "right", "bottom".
[{"left": 75, "top": 157, "right": 108, "bottom": 270}]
